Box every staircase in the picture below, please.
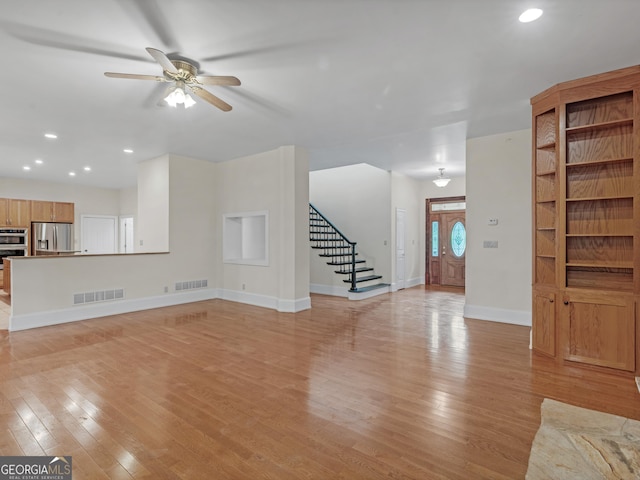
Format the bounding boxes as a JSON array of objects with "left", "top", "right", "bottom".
[{"left": 309, "top": 204, "right": 389, "bottom": 295}]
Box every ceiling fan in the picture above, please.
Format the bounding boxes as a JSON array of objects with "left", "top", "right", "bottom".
[{"left": 104, "top": 47, "right": 241, "bottom": 111}]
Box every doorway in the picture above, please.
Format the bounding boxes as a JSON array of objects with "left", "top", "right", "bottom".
[
  {"left": 426, "top": 197, "right": 466, "bottom": 287},
  {"left": 119, "top": 216, "right": 134, "bottom": 253}
]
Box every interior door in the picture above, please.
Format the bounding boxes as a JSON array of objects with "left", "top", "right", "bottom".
[
  {"left": 396, "top": 208, "right": 406, "bottom": 290},
  {"left": 441, "top": 212, "right": 466, "bottom": 287},
  {"left": 82, "top": 215, "right": 117, "bottom": 254},
  {"left": 119, "top": 216, "right": 134, "bottom": 253}
]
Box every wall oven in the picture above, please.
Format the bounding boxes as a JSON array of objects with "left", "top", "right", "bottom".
[{"left": 0, "top": 228, "right": 28, "bottom": 269}]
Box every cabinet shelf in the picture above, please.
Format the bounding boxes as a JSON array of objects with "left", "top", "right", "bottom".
[
  {"left": 566, "top": 233, "right": 632, "bottom": 237},
  {"left": 565, "top": 118, "right": 633, "bottom": 134},
  {"left": 536, "top": 141, "right": 556, "bottom": 150},
  {"left": 566, "top": 156, "right": 633, "bottom": 168},
  {"left": 566, "top": 261, "right": 633, "bottom": 269},
  {"left": 566, "top": 195, "right": 633, "bottom": 202}
]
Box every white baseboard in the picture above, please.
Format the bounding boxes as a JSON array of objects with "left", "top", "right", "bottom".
[
  {"left": 309, "top": 283, "right": 348, "bottom": 297},
  {"left": 219, "top": 289, "right": 310, "bottom": 312},
  {"left": 10, "top": 288, "right": 219, "bottom": 332},
  {"left": 390, "top": 277, "right": 424, "bottom": 292},
  {"left": 10, "top": 287, "right": 311, "bottom": 331},
  {"left": 463, "top": 304, "right": 531, "bottom": 327}
]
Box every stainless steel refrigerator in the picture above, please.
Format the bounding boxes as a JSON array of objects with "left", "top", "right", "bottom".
[{"left": 32, "top": 222, "right": 74, "bottom": 255}]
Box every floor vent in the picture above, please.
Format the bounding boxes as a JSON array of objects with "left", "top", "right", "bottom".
[
  {"left": 73, "top": 288, "right": 125, "bottom": 305},
  {"left": 175, "top": 279, "right": 208, "bottom": 291}
]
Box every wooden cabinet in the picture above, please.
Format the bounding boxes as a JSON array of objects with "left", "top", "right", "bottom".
[
  {"left": 0, "top": 198, "right": 31, "bottom": 227},
  {"left": 31, "top": 201, "right": 74, "bottom": 223},
  {"left": 532, "top": 288, "right": 556, "bottom": 357},
  {"left": 531, "top": 65, "right": 640, "bottom": 374},
  {"left": 560, "top": 291, "right": 635, "bottom": 371}
]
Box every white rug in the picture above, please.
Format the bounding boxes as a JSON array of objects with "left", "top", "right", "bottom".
[{"left": 526, "top": 399, "right": 640, "bottom": 479}]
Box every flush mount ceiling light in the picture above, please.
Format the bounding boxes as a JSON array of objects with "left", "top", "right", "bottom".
[
  {"left": 123, "top": 149, "right": 133, "bottom": 154},
  {"left": 519, "top": 8, "right": 543, "bottom": 23},
  {"left": 164, "top": 81, "right": 196, "bottom": 108},
  {"left": 44, "top": 133, "right": 58, "bottom": 139},
  {"left": 433, "top": 168, "right": 451, "bottom": 187}
]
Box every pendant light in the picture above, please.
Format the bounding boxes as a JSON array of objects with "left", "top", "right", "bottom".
[{"left": 433, "top": 168, "right": 451, "bottom": 187}]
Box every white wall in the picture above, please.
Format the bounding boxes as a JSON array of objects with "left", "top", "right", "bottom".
[
  {"left": 9, "top": 147, "right": 311, "bottom": 331},
  {"left": 464, "top": 129, "right": 532, "bottom": 326},
  {"left": 309, "top": 163, "right": 392, "bottom": 293},
  {"left": 168, "top": 155, "right": 219, "bottom": 287},
  {"left": 218, "top": 146, "right": 310, "bottom": 310},
  {"left": 391, "top": 173, "right": 422, "bottom": 289},
  {"left": 136, "top": 155, "right": 170, "bottom": 252}
]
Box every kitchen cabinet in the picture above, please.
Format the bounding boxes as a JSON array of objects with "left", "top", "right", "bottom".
[
  {"left": 531, "top": 64, "right": 640, "bottom": 374},
  {"left": 31, "top": 201, "right": 74, "bottom": 223},
  {"left": 0, "top": 198, "right": 31, "bottom": 227}
]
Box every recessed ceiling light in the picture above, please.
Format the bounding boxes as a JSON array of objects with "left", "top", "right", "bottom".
[
  {"left": 35, "top": 159, "right": 43, "bottom": 164},
  {"left": 123, "top": 148, "right": 134, "bottom": 154},
  {"left": 519, "top": 8, "right": 543, "bottom": 23},
  {"left": 83, "top": 166, "right": 91, "bottom": 172},
  {"left": 44, "top": 133, "right": 58, "bottom": 139},
  {"left": 69, "top": 171, "right": 76, "bottom": 177},
  {"left": 23, "top": 166, "right": 31, "bottom": 171}
]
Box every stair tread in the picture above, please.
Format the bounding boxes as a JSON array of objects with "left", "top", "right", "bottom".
[
  {"left": 335, "top": 267, "right": 374, "bottom": 274},
  {"left": 320, "top": 253, "right": 359, "bottom": 257},
  {"left": 344, "top": 274, "right": 383, "bottom": 283},
  {"left": 326, "top": 260, "right": 365, "bottom": 265}
]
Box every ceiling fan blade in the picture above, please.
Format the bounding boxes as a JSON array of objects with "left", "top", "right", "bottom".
[
  {"left": 114, "top": 0, "right": 181, "bottom": 52},
  {"left": 146, "top": 47, "right": 177, "bottom": 73},
  {"left": 196, "top": 75, "right": 241, "bottom": 86},
  {"left": 189, "top": 86, "right": 232, "bottom": 112},
  {"left": 0, "top": 20, "right": 151, "bottom": 63},
  {"left": 104, "top": 72, "right": 166, "bottom": 81}
]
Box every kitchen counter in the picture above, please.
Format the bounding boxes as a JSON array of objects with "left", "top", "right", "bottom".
[{"left": 34, "top": 249, "right": 82, "bottom": 256}]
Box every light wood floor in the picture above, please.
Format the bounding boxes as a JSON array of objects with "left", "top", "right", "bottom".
[{"left": 1, "top": 287, "right": 639, "bottom": 479}]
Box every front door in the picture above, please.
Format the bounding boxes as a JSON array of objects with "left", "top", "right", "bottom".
[{"left": 440, "top": 212, "right": 466, "bottom": 287}]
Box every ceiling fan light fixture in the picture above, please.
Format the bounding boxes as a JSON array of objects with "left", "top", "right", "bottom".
[
  {"left": 164, "top": 83, "right": 195, "bottom": 108},
  {"left": 183, "top": 93, "right": 196, "bottom": 108},
  {"left": 433, "top": 168, "right": 451, "bottom": 187}
]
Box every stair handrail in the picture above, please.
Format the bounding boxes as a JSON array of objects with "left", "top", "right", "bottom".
[
  {"left": 309, "top": 203, "right": 358, "bottom": 292},
  {"left": 309, "top": 204, "right": 356, "bottom": 245}
]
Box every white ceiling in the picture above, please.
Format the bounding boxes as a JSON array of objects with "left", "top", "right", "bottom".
[{"left": 1, "top": 0, "right": 639, "bottom": 189}]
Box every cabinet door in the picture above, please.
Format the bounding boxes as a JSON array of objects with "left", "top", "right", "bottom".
[
  {"left": 31, "top": 201, "right": 53, "bottom": 222},
  {"left": 54, "top": 202, "right": 74, "bottom": 223},
  {"left": 560, "top": 291, "right": 635, "bottom": 371},
  {"left": 8, "top": 199, "right": 30, "bottom": 227},
  {"left": 0, "top": 198, "right": 8, "bottom": 226},
  {"left": 533, "top": 289, "right": 556, "bottom": 357}
]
